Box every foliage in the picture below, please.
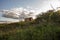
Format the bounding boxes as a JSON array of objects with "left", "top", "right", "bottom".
[{"left": 0, "top": 10, "right": 60, "bottom": 40}]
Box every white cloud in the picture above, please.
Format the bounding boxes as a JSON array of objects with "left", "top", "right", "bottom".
[{"left": 0, "top": 7, "right": 36, "bottom": 20}]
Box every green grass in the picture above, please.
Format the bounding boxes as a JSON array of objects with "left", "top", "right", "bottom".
[{"left": 0, "top": 10, "right": 60, "bottom": 40}]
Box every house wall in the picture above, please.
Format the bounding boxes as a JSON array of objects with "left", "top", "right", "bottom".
[{"left": 25, "top": 17, "right": 33, "bottom": 21}]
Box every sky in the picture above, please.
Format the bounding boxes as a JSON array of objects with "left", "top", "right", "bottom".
[{"left": 0, "top": 0, "right": 60, "bottom": 22}]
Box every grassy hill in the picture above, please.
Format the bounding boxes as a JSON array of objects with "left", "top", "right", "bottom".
[{"left": 0, "top": 10, "right": 60, "bottom": 40}]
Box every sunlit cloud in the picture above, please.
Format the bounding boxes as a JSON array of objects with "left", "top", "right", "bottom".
[{"left": 0, "top": 7, "right": 36, "bottom": 20}]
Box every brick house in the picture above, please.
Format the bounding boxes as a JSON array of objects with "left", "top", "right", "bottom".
[{"left": 25, "top": 17, "right": 33, "bottom": 21}]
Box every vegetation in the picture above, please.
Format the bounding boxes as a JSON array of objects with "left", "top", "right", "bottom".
[{"left": 0, "top": 10, "right": 60, "bottom": 40}]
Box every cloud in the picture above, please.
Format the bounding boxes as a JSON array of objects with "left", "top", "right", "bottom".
[{"left": 0, "top": 7, "right": 36, "bottom": 20}]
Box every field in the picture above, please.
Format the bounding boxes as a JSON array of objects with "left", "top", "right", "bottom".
[{"left": 0, "top": 10, "right": 60, "bottom": 40}]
